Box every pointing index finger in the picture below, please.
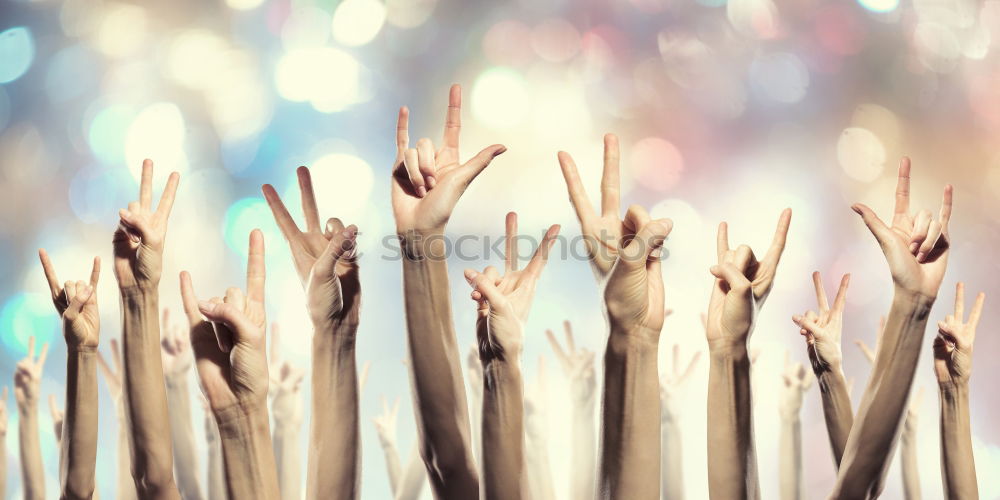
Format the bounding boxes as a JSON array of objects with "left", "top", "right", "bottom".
[
  {"left": 38, "top": 249, "right": 61, "bottom": 300},
  {"left": 764, "top": 208, "right": 792, "bottom": 264},
  {"left": 894, "top": 157, "right": 911, "bottom": 216},
  {"left": 601, "top": 133, "right": 621, "bottom": 217},
  {"left": 246, "top": 229, "right": 266, "bottom": 304},
  {"left": 505, "top": 212, "right": 518, "bottom": 273},
  {"left": 442, "top": 84, "right": 461, "bottom": 150},
  {"left": 812, "top": 271, "right": 829, "bottom": 312}
]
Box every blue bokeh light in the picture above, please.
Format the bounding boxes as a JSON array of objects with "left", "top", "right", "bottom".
[{"left": 0, "top": 27, "right": 35, "bottom": 84}]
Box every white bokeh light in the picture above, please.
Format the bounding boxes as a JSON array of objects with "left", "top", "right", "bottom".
[
  {"left": 838, "top": 127, "right": 886, "bottom": 182},
  {"left": 332, "top": 0, "right": 387, "bottom": 47},
  {"left": 471, "top": 67, "right": 530, "bottom": 129},
  {"left": 125, "top": 102, "right": 189, "bottom": 179}
]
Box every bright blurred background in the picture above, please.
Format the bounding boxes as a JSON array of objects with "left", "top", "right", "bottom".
[{"left": 1, "top": 0, "right": 999, "bottom": 497}]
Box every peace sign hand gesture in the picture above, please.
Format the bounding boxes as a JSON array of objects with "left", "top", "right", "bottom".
[
  {"left": 14, "top": 337, "right": 49, "bottom": 408},
  {"left": 39, "top": 249, "right": 101, "bottom": 349},
  {"left": 792, "top": 272, "right": 850, "bottom": 374},
  {"left": 934, "top": 282, "right": 985, "bottom": 387},
  {"left": 113, "top": 159, "right": 180, "bottom": 290},
  {"left": 180, "top": 230, "right": 269, "bottom": 411},
  {"left": 392, "top": 84, "right": 507, "bottom": 234},
  {"left": 546, "top": 321, "right": 596, "bottom": 405}
]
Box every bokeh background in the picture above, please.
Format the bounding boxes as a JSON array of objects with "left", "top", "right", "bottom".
[{"left": 1, "top": 0, "right": 999, "bottom": 497}]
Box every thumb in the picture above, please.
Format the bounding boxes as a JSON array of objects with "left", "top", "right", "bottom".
[
  {"left": 313, "top": 225, "right": 358, "bottom": 278},
  {"left": 118, "top": 209, "right": 152, "bottom": 240},
  {"left": 456, "top": 144, "right": 506, "bottom": 185},
  {"left": 64, "top": 283, "right": 94, "bottom": 319},
  {"left": 792, "top": 314, "right": 822, "bottom": 338},
  {"left": 709, "top": 262, "right": 753, "bottom": 296},
  {"left": 197, "top": 301, "right": 256, "bottom": 346},
  {"left": 851, "top": 203, "right": 893, "bottom": 246},
  {"left": 621, "top": 219, "right": 672, "bottom": 269}
]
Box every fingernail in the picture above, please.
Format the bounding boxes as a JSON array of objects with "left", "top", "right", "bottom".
[
  {"left": 916, "top": 252, "right": 926, "bottom": 263},
  {"left": 426, "top": 176, "right": 436, "bottom": 188},
  {"left": 909, "top": 242, "right": 918, "bottom": 253},
  {"left": 850, "top": 206, "right": 862, "bottom": 216},
  {"left": 198, "top": 301, "right": 215, "bottom": 312},
  {"left": 416, "top": 186, "right": 427, "bottom": 198},
  {"left": 493, "top": 146, "right": 507, "bottom": 157},
  {"left": 121, "top": 209, "right": 132, "bottom": 218}
]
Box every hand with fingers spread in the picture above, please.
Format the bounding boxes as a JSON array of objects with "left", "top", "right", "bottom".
[
  {"left": 180, "top": 229, "right": 279, "bottom": 499},
  {"left": 832, "top": 158, "right": 954, "bottom": 500},
  {"left": 705, "top": 210, "right": 791, "bottom": 500},
  {"left": 373, "top": 396, "right": 403, "bottom": 494},
  {"left": 263, "top": 166, "right": 361, "bottom": 499},
  {"left": 392, "top": 84, "right": 507, "bottom": 235},
  {"left": 14, "top": 337, "right": 49, "bottom": 500},
  {"left": 464, "top": 213, "right": 559, "bottom": 500},
  {"left": 161, "top": 309, "right": 193, "bottom": 379},
  {"left": 934, "top": 283, "right": 983, "bottom": 500},
  {"left": 113, "top": 159, "right": 180, "bottom": 290},
  {"left": 779, "top": 354, "right": 813, "bottom": 500},
  {"left": 547, "top": 321, "right": 597, "bottom": 405},
  {"left": 49, "top": 395, "right": 64, "bottom": 445},
  {"left": 660, "top": 343, "right": 701, "bottom": 500}
]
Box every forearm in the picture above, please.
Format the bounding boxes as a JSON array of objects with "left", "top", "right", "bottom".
[
  {"left": 116, "top": 398, "right": 138, "bottom": 500},
  {"left": 396, "top": 446, "right": 427, "bottom": 500},
  {"left": 61, "top": 347, "right": 99, "bottom": 500},
  {"left": 571, "top": 399, "right": 597, "bottom": 500},
  {"left": 661, "top": 418, "right": 684, "bottom": 500},
  {"left": 832, "top": 292, "right": 933, "bottom": 500},
  {"left": 525, "top": 435, "right": 555, "bottom": 500},
  {"left": 481, "top": 358, "right": 525, "bottom": 500},
  {"left": 938, "top": 383, "right": 977, "bottom": 500},
  {"left": 779, "top": 416, "right": 803, "bottom": 500},
  {"left": 119, "top": 289, "right": 178, "bottom": 497},
  {"left": 307, "top": 325, "right": 359, "bottom": 499},
  {"left": 206, "top": 420, "right": 226, "bottom": 500},
  {"left": 816, "top": 366, "right": 853, "bottom": 468},
  {"left": 18, "top": 405, "right": 45, "bottom": 500},
  {"left": 214, "top": 401, "right": 280, "bottom": 499},
  {"left": 272, "top": 414, "right": 302, "bottom": 500},
  {"left": 706, "top": 340, "right": 758, "bottom": 500},
  {"left": 164, "top": 375, "right": 202, "bottom": 500},
  {"left": 399, "top": 232, "right": 478, "bottom": 496},
  {"left": 598, "top": 333, "right": 661, "bottom": 499},
  {"left": 377, "top": 439, "right": 403, "bottom": 495},
  {"left": 900, "top": 423, "right": 921, "bottom": 500}
]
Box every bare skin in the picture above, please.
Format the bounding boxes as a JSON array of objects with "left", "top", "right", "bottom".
[
  {"left": 39, "top": 250, "right": 101, "bottom": 500},
  {"left": 933, "top": 282, "right": 982, "bottom": 500},
  {"left": 779, "top": 354, "right": 814, "bottom": 500},
  {"left": 373, "top": 395, "right": 427, "bottom": 500},
  {"left": 268, "top": 324, "right": 305, "bottom": 500},
  {"left": 391, "top": 84, "right": 507, "bottom": 498},
  {"left": 466, "top": 212, "right": 559, "bottom": 500},
  {"left": 96, "top": 339, "right": 137, "bottom": 500},
  {"left": 831, "top": 158, "right": 952, "bottom": 499},
  {"left": 180, "top": 230, "right": 279, "bottom": 500},
  {"left": 14, "top": 337, "right": 49, "bottom": 500},
  {"left": 659, "top": 342, "right": 701, "bottom": 500},
  {"left": 159, "top": 309, "right": 203, "bottom": 500},
  {"left": 112, "top": 159, "right": 181, "bottom": 499},
  {"left": 705, "top": 210, "right": 791, "bottom": 500},
  {"left": 559, "top": 134, "right": 673, "bottom": 499},
  {"left": 263, "top": 166, "right": 361, "bottom": 499},
  {"left": 547, "top": 321, "right": 597, "bottom": 500}
]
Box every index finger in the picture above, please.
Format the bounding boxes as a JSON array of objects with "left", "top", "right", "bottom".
[
  {"left": 179, "top": 271, "right": 202, "bottom": 325},
  {"left": 396, "top": 107, "right": 409, "bottom": 154},
  {"left": 96, "top": 349, "right": 115, "bottom": 381},
  {"left": 716, "top": 222, "right": 729, "bottom": 263},
  {"left": 832, "top": 274, "right": 850, "bottom": 313},
  {"left": 442, "top": 84, "right": 461, "bottom": 150},
  {"left": 601, "top": 133, "right": 621, "bottom": 217},
  {"left": 939, "top": 184, "right": 953, "bottom": 230},
  {"left": 140, "top": 159, "right": 153, "bottom": 210},
  {"left": 37, "top": 343, "right": 49, "bottom": 368},
  {"left": 763, "top": 208, "right": 792, "bottom": 264},
  {"left": 38, "top": 249, "right": 61, "bottom": 299},
  {"left": 297, "top": 167, "right": 321, "bottom": 233},
  {"left": 89, "top": 256, "right": 101, "bottom": 288},
  {"left": 968, "top": 292, "right": 985, "bottom": 330},
  {"left": 110, "top": 338, "right": 122, "bottom": 375},
  {"left": 523, "top": 225, "right": 560, "bottom": 279},
  {"left": 812, "top": 271, "right": 829, "bottom": 312},
  {"left": 155, "top": 171, "right": 180, "bottom": 221},
  {"left": 246, "top": 229, "right": 266, "bottom": 304},
  {"left": 894, "top": 157, "right": 911, "bottom": 215},
  {"left": 545, "top": 329, "right": 568, "bottom": 364},
  {"left": 557, "top": 151, "right": 596, "bottom": 224},
  {"left": 261, "top": 184, "right": 301, "bottom": 241},
  {"left": 563, "top": 320, "right": 576, "bottom": 353},
  {"left": 505, "top": 212, "right": 519, "bottom": 273},
  {"left": 49, "top": 394, "right": 58, "bottom": 417},
  {"left": 955, "top": 282, "right": 965, "bottom": 322}
]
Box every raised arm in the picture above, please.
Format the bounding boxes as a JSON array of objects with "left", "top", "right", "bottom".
[
  {"left": 934, "top": 282, "right": 982, "bottom": 500},
  {"left": 268, "top": 326, "right": 305, "bottom": 500},
  {"left": 705, "top": 210, "right": 791, "bottom": 500},
  {"left": 202, "top": 398, "right": 226, "bottom": 500},
  {"left": 832, "top": 158, "right": 953, "bottom": 499},
  {"left": 778, "top": 355, "right": 814, "bottom": 500},
  {"left": 390, "top": 85, "right": 506, "bottom": 498},
  {"left": 373, "top": 396, "right": 404, "bottom": 495},
  {"left": 660, "top": 343, "right": 701, "bottom": 500},
  {"left": 112, "top": 159, "right": 181, "bottom": 498},
  {"left": 559, "top": 135, "right": 673, "bottom": 498},
  {"left": 523, "top": 358, "right": 555, "bottom": 500},
  {"left": 39, "top": 250, "right": 101, "bottom": 499},
  {"left": 466, "top": 213, "right": 559, "bottom": 500},
  {"left": 547, "top": 322, "right": 597, "bottom": 500},
  {"left": 180, "top": 230, "right": 279, "bottom": 499},
  {"left": 14, "top": 337, "right": 48, "bottom": 500},
  {"left": 792, "top": 272, "right": 853, "bottom": 467},
  {"left": 96, "top": 340, "right": 137, "bottom": 500},
  {"left": 158, "top": 309, "right": 203, "bottom": 500},
  {"left": 262, "top": 166, "right": 361, "bottom": 498}
]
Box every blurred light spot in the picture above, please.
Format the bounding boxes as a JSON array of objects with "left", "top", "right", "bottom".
[
  {"left": 963, "top": 24, "right": 990, "bottom": 59},
  {"left": 727, "top": 0, "right": 780, "bottom": 39},
  {"left": 96, "top": 5, "right": 147, "bottom": 58},
  {"left": 0, "top": 27, "right": 35, "bottom": 84},
  {"left": 483, "top": 21, "right": 533, "bottom": 66},
  {"left": 45, "top": 45, "right": 99, "bottom": 104},
  {"left": 125, "top": 103, "right": 188, "bottom": 179},
  {"left": 166, "top": 30, "right": 229, "bottom": 89},
  {"left": 281, "top": 6, "right": 331, "bottom": 49},
  {"left": 857, "top": 0, "right": 898, "bottom": 13},
  {"left": 69, "top": 166, "right": 130, "bottom": 224},
  {"left": 630, "top": 138, "right": 684, "bottom": 192},
  {"left": 837, "top": 127, "right": 885, "bottom": 182},
  {"left": 471, "top": 67, "right": 530, "bottom": 129},
  {"left": 968, "top": 73, "right": 1000, "bottom": 129},
  {"left": 0, "top": 293, "right": 58, "bottom": 357},
  {"left": 0, "top": 87, "right": 9, "bottom": 132},
  {"left": 850, "top": 103, "right": 901, "bottom": 146},
  {"left": 815, "top": 4, "right": 867, "bottom": 56},
  {"left": 914, "top": 23, "right": 961, "bottom": 73},
  {"left": 532, "top": 83, "right": 592, "bottom": 141},
  {"left": 60, "top": 0, "right": 103, "bottom": 37},
  {"left": 88, "top": 104, "right": 132, "bottom": 165},
  {"left": 332, "top": 0, "right": 386, "bottom": 47},
  {"left": 650, "top": 198, "right": 705, "bottom": 272},
  {"left": 227, "top": 0, "right": 265, "bottom": 10},
  {"left": 282, "top": 154, "right": 374, "bottom": 222},
  {"left": 696, "top": 0, "right": 727, "bottom": 5},
  {"left": 203, "top": 52, "right": 271, "bottom": 141},
  {"left": 385, "top": 0, "right": 436, "bottom": 28},
  {"left": 275, "top": 47, "right": 362, "bottom": 113},
  {"left": 224, "top": 198, "right": 282, "bottom": 257},
  {"left": 749, "top": 52, "right": 809, "bottom": 104},
  {"left": 531, "top": 19, "right": 581, "bottom": 62}
]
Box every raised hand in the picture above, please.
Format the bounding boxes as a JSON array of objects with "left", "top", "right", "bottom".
[
  {"left": 160, "top": 308, "right": 193, "bottom": 378},
  {"left": 262, "top": 167, "right": 360, "bottom": 328},
  {"left": 546, "top": 321, "right": 596, "bottom": 405},
  {"left": 604, "top": 205, "right": 673, "bottom": 337},
  {"left": 779, "top": 354, "right": 814, "bottom": 419},
  {"left": 49, "top": 395, "right": 64, "bottom": 443},
  {"left": 373, "top": 396, "right": 401, "bottom": 448},
  {"left": 14, "top": 337, "right": 48, "bottom": 408},
  {"left": 113, "top": 159, "right": 180, "bottom": 290},
  {"left": 934, "top": 282, "right": 984, "bottom": 386},
  {"left": 465, "top": 212, "right": 560, "bottom": 361},
  {"left": 180, "top": 230, "right": 269, "bottom": 411},
  {"left": 268, "top": 324, "right": 305, "bottom": 424},
  {"left": 851, "top": 158, "right": 952, "bottom": 299},
  {"left": 660, "top": 344, "right": 701, "bottom": 422},
  {"left": 392, "top": 84, "right": 507, "bottom": 234},
  {"left": 96, "top": 339, "right": 123, "bottom": 400},
  {"left": 706, "top": 211, "right": 791, "bottom": 347},
  {"left": 38, "top": 250, "right": 101, "bottom": 348},
  {"left": 792, "top": 272, "right": 850, "bottom": 374}
]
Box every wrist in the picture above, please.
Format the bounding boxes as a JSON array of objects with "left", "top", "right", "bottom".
[
  {"left": 17, "top": 402, "right": 38, "bottom": 417},
  {"left": 893, "top": 286, "right": 937, "bottom": 311},
  {"left": 707, "top": 337, "right": 749, "bottom": 358},
  {"left": 938, "top": 379, "right": 970, "bottom": 396},
  {"left": 312, "top": 319, "right": 359, "bottom": 348},
  {"left": 67, "top": 344, "right": 99, "bottom": 354},
  {"left": 607, "top": 324, "right": 660, "bottom": 353},
  {"left": 397, "top": 229, "right": 448, "bottom": 261},
  {"left": 119, "top": 283, "right": 159, "bottom": 298}
]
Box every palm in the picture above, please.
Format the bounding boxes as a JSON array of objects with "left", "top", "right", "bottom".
[
  {"left": 39, "top": 250, "right": 101, "bottom": 348},
  {"left": 581, "top": 216, "right": 623, "bottom": 278},
  {"left": 546, "top": 321, "right": 596, "bottom": 402},
  {"left": 13, "top": 338, "right": 47, "bottom": 407},
  {"left": 793, "top": 272, "right": 850, "bottom": 371},
  {"left": 112, "top": 159, "right": 179, "bottom": 289},
  {"left": 933, "top": 282, "right": 984, "bottom": 384}
]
